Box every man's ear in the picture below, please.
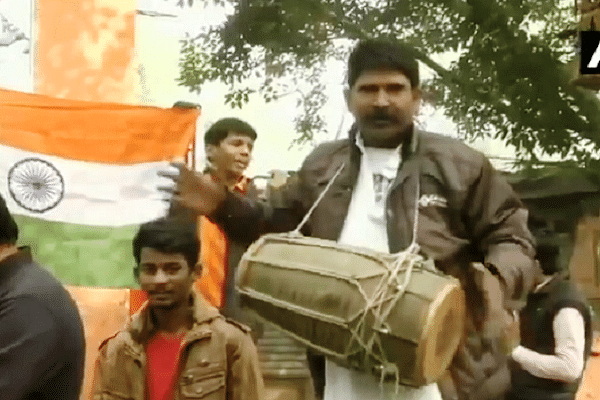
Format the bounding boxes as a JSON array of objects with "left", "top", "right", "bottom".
[
  {"left": 411, "top": 88, "right": 423, "bottom": 112},
  {"left": 412, "top": 87, "right": 423, "bottom": 101},
  {"left": 205, "top": 144, "right": 216, "bottom": 163},
  {"left": 133, "top": 266, "right": 140, "bottom": 282},
  {"left": 345, "top": 86, "right": 357, "bottom": 116},
  {"left": 194, "top": 262, "right": 202, "bottom": 278},
  {"left": 343, "top": 87, "right": 351, "bottom": 105}
]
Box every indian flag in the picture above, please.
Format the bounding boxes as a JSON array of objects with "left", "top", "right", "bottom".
[{"left": 0, "top": 88, "right": 199, "bottom": 287}]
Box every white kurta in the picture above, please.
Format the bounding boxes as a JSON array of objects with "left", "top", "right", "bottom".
[{"left": 324, "top": 137, "right": 442, "bottom": 400}]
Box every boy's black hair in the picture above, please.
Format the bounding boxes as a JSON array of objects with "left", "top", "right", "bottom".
[
  {"left": 347, "top": 39, "right": 420, "bottom": 89},
  {"left": 0, "top": 193, "right": 18, "bottom": 245},
  {"left": 132, "top": 218, "right": 198, "bottom": 276},
  {"left": 204, "top": 117, "right": 257, "bottom": 146}
]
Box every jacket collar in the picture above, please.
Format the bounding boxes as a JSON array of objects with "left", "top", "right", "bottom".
[
  {"left": 353, "top": 124, "right": 421, "bottom": 190},
  {"left": 322, "top": 124, "right": 422, "bottom": 192},
  {"left": 126, "top": 289, "right": 221, "bottom": 347}
]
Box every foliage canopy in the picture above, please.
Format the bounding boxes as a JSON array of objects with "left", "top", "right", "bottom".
[{"left": 177, "top": 0, "right": 600, "bottom": 166}]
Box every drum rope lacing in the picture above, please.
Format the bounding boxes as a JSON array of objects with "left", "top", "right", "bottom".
[{"left": 291, "top": 162, "right": 424, "bottom": 394}]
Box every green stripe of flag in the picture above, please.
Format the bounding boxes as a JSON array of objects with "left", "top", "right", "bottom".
[{"left": 13, "top": 215, "right": 139, "bottom": 288}]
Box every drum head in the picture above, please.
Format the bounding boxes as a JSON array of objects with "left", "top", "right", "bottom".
[{"left": 417, "top": 281, "right": 466, "bottom": 384}]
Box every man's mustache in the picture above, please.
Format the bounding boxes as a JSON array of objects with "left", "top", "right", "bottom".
[{"left": 365, "top": 110, "right": 399, "bottom": 123}]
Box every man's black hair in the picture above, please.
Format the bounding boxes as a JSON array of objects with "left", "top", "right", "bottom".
[
  {"left": 132, "top": 218, "right": 198, "bottom": 275},
  {"left": 204, "top": 117, "right": 257, "bottom": 146},
  {"left": 0, "top": 193, "right": 18, "bottom": 245},
  {"left": 347, "top": 39, "right": 420, "bottom": 89}
]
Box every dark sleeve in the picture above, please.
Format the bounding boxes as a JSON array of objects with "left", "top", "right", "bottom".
[
  {"left": 210, "top": 191, "right": 270, "bottom": 243},
  {"left": 210, "top": 175, "right": 308, "bottom": 243},
  {"left": 0, "top": 296, "right": 61, "bottom": 400},
  {"left": 466, "top": 155, "right": 537, "bottom": 306}
]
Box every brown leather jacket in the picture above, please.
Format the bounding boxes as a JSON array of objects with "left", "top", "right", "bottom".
[
  {"left": 212, "top": 127, "right": 537, "bottom": 400},
  {"left": 91, "top": 292, "right": 264, "bottom": 400}
]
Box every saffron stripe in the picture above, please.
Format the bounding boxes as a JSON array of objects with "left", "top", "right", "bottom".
[{"left": 0, "top": 88, "right": 199, "bottom": 163}]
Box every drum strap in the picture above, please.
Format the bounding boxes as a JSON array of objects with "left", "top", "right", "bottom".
[
  {"left": 292, "top": 160, "right": 424, "bottom": 393},
  {"left": 292, "top": 162, "right": 422, "bottom": 252}
]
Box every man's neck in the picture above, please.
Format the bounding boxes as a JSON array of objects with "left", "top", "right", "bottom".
[
  {"left": 150, "top": 298, "right": 193, "bottom": 334},
  {"left": 209, "top": 168, "right": 242, "bottom": 190},
  {"left": 0, "top": 244, "right": 18, "bottom": 264}
]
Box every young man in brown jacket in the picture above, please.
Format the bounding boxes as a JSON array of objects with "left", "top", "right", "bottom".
[{"left": 91, "top": 218, "right": 264, "bottom": 400}]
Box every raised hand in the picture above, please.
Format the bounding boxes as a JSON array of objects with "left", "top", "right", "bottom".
[{"left": 158, "top": 163, "right": 227, "bottom": 216}]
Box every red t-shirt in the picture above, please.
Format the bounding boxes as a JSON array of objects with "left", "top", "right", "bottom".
[{"left": 146, "top": 332, "right": 185, "bottom": 400}]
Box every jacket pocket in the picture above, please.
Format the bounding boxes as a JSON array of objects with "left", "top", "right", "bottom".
[{"left": 180, "top": 368, "right": 226, "bottom": 399}]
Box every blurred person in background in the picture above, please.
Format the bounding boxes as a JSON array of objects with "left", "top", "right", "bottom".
[
  {"left": 507, "top": 228, "right": 593, "bottom": 400},
  {"left": 0, "top": 192, "right": 85, "bottom": 400}
]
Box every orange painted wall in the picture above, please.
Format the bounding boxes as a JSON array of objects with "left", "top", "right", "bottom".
[
  {"left": 35, "top": 0, "right": 137, "bottom": 103},
  {"left": 63, "top": 288, "right": 149, "bottom": 400},
  {"left": 66, "top": 287, "right": 132, "bottom": 400}
]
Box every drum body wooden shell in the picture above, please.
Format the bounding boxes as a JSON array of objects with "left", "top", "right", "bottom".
[{"left": 236, "top": 233, "right": 466, "bottom": 387}]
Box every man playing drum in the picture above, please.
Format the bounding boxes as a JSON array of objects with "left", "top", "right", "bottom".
[{"left": 161, "top": 39, "right": 537, "bottom": 400}]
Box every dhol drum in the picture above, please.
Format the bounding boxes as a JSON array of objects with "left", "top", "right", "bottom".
[{"left": 236, "top": 233, "right": 466, "bottom": 387}]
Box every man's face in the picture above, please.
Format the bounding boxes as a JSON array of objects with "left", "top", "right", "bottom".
[
  {"left": 346, "top": 69, "right": 421, "bottom": 148},
  {"left": 137, "top": 248, "right": 196, "bottom": 309},
  {"left": 207, "top": 131, "right": 254, "bottom": 179}
]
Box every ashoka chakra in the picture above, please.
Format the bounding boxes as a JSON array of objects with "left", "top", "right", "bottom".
[{"left": 8, "top": 158, "right": 65, "bottom": 213}]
